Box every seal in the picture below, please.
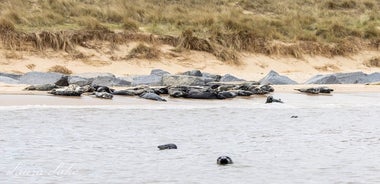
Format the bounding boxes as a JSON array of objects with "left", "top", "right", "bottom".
[
  {"left": 265, "top": 96, "right": 283, "bottom": 103},
  {"left": 139, "top": 92, "right": 167, "bottom": 101},
  {"left": 157, "top": 143, "right": 177, "bottom": 150},
  {"left": 25, "top": 84, "right": 57, "bottom": 91},
  {"left": 295, "top": 86, "right": 333, "bottom": 94},
  {"left": 217, "top": 156, "right": 233, "bottom": 165},
  {"left": 95, "top": 92, "right": 113, "bottom": 99}
]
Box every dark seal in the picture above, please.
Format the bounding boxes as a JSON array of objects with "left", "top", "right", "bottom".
[
  {"left": 157, "top": 144, "right": 177, "bottom": 150},
  {"left": 265, "top": 96, "right": 283, "bottom": 103},
  {"left": 217, "top": 156, "right": 233, "bottom": 165}
]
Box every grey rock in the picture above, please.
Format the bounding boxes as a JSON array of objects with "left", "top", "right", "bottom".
[
  {"left": 19, "top": 72, "right": 64, "bottom": 85},
  {"left": 92, "top": 76, "right": 131, "bottom": 86},
  {"left": 182, "top": 70, "right": 203, "bottom": 77},
  {"left": 305, "top": 72, "right": 370, "bottom": 84},
  {"left": 150, "top": 69, "right": 170, "bottom": 76},
  {"left": 202, "top": 73, "right": 222, "bottom": 82},
  {"left": 259, "top": 70, "right": 297, "bottom": 85},
  {"left": 68, "top": 76, "right": 93, "bottom": 86},
  {"left": 55, "top": 76, "right": 69, "bottom": 86},
  {"left": 76, "top": 72, "right": 115, "bottom": 79},
  {"left": 305, "top": 74, "right": 340, "bottom": 84},
  {"left": 367, "top": 72, "right": 380, "bottom": 83},
  {"left": 220, "top": 74, "right": 245, "bottom": 82},
  {"left": 0, "top": 76, "right": 19, "bottom": 84},
  {"left": 0, "top": 72, "right": 21, "bottom": 80},
  {"left": 132, "top": 75, "right": 163, "bottom": 86},
  {"left": 162, "top": 75, "right": 206, "bottom": 86}
]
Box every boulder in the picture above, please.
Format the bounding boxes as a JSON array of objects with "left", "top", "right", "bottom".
[
  {"left": 68, "top": 76, "right": 93, "bottom": 86},
  {"left": 305, "top": 72, "right": 369, "bottom": 84},
  {"left": 131, "top": 75, "right": 163, "bottom": 86},
  {"left": 92, "top": 76, "right": 131, "bottom": 86},
  {"left": 162, "top": 75, "right": 206, "bottom": 86},
  {"left": 76, "top": 72, "right": 115, "bottom": 79},
  {"left": 150, "top": 69, "right": 170, "bottom": 76},
  {"left": 305, "top": 74, "right": 340, "bottom": 84},
  {"left": 182, "top": 70, "right": 203, "bottom": 77},
  {"left": 259, "top": 70, "right": 297, "bottom": 85},
  {"left": 367, "top": 72, "right": 380, "bottom": 83},
  {"left": 0, "top": 76, "right": 19, "bottom": 84},
  {"left": 220, "top": 74, "right": 245, "bottom": 82},
  {"left": 0, "top": 72, "right": 21, "bottom": 80},
  {"left": 19, "top": 72, "right": 65, "bottom": 85},
  {"left": 202, "top": 73, "right": 222, "bottom": 82}
]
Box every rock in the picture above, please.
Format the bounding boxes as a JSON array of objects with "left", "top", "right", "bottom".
[
  {"left": 19, "top": 72, "right": 65, "bottom": 85},
  {"left": 95, "top": 92, "right": 113, "bottom": 99},
  {"left": 202, "top": 73, "right": 222, "bottom": 82},
  {"left": 55, "top": 76, "right": 69, "bottom": 86},
  {"left": 132, "top": 75, "right": 163, "bottom": 86},
  {"left": 150, "top": 69, "right": 170, "bottom": 76},
  {"left": 220, "top": 74, "right": 245, "bottom": 82},
  {"left": 182, "top": 70, "right": 203, "bottom": 77},
  {"left": 68, "top": 76, "right": 93, "bottom": 86},
  {"left": 49, "top": 85, "right": 84, "bottom": 96},
  {"left": 305, "top": 72, "right": 369, "bottom": 84},
  {"left": 0, "top": 76, "right": 19, "bottom": 84},
  {"left": 305, "top": 74, "right": 340, "bottom": 84},
  {"left": 25, "top": 84, "right": 57, "bottom": 91},
  {"left": 162, "top": 75, "right": 206, "bottom": 86},
  {"left": 259, "top": 70, "right": 297, "bottom": 85},
  {"left": 366, "top": 72, "right": 380, "bottom": 83},
  {"left": 158, "top": 144, "right": 177, "bottom": 150},
  {"left": 76, "top": 72, "right": 115, "bottom": 79},
  {"left": 92, "top": 76, "right": 131, "bottom": 86},
  {"left": 0, "top": 72, "right": 21, "bottom": 80},
  {"left": 139, "top": 92, "right": 167, "bottom": 101}
]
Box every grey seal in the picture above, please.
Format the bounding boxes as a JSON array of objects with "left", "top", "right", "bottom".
[
  {"left": 158, "top": 144, "right": 177, "bottom": 150},
  {"left": 139, "top": 92, "right": 167, "bottom": 101},
  {"left": 265, "top": 96, "right": 283, "bottom": 103},
  {"left": 217, "top": 156, "right": 233, "bottom": 165}
]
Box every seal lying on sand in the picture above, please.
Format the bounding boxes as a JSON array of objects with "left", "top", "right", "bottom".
[
  {"left": 217, "top": 156, "right": 233, "bottom": 165},
  {"left": 25, "top": 84, "right": 57, "bottom": 91},
  {"left": 295, "top": 86, "right": 334, "bottom": 94},
  {"left": 49, "top": 85, "right": 83, "bottom": 96},
  {"left": 95, "top": 92, "right": 113, "bottom": 99},
  {"left": 139, "top": 92, "right": 167, "bottom": 101},
  {"left": 157, "top": 144, "right": 177, "bottom": 150},
  {"left": 265, "top": 96, "right": 283, "bottom": 103}
]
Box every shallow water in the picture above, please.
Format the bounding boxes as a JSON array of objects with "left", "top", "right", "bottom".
[{"left": 1, "top": 93, "right": 380, "bottom": 184}]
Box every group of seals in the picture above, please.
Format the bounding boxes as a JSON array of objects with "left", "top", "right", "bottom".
[{"left": 157, "top": 143, "right": 233, "bottom": 165}]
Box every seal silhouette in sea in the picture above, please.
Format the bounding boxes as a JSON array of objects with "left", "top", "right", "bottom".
[
  {"left": 217, "top": 156, "right": 233, "bottom": 165},
  {"left": 157, "top": 144, "right": 177, "bottom": 150}
]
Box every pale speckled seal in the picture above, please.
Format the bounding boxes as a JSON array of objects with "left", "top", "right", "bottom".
[{"left": 265, "top": 96, "right": 283, "bottom": 103}]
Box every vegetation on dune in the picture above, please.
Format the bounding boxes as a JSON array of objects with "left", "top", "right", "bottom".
[
  {"left": 48, "top": 65, "right": 73, "bottom": 74},
  {"left": 0, "top": 0, "right": 379, "bottom": 62}
]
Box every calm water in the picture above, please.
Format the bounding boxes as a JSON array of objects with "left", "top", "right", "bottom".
[{"left": 1, "top": 93, "right": 380, "bottom": 184}]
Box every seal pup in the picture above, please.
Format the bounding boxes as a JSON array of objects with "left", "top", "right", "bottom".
[
  {"left": 157, "top": 144, "right": 177, "bottom": 150},
  {"left": 265, "top": 96, "right": 283, "bottom": 103},
  {"left": 95, "top": 92, "right": 113, "bottom": 99},
  {"left": 217, "top": 156, "right": 233, "bottom": 165}
]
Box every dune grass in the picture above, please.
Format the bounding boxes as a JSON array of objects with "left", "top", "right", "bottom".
[{"left": 0, "top": 0, "right": 379, "bottom": 62}]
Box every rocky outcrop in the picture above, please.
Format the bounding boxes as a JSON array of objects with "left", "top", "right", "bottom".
[
  {"left": 182, "top": 70, "right": 203, "bottom": 77},
  {"left": 220, "top": 74, "right": 245, "bottom": 82},
  {"left": 0, "top": 76, "right": 19, "bottom": 84},
  {"left": 0, "top": 72, "right": 21, "bottom": 80},
  {"left": 68, "top": 76, "right": 93, "bottom": 86},
  {"left": 19, "top": 72, "right": 65, "bottom": 85},
  {"left": 131, "top": 75, "right": 163, "bottom": 86},
  {"left": 305, "top": 72, "right": 370, "bottom": 84},
  {"left": 162, "top": 75, "right": 206, "bottom": 86},
  {"left": 92, "top": 76, "right": 131, "bottom": 86},
  {"left": 259, "top": 70, "right": 297, "bottom": 85},
  {"left": 366, "top": 72, "right": 380, "bottom": 83},
  {"left": 150, "top": 69, "right": 170, "bottom": 76}
]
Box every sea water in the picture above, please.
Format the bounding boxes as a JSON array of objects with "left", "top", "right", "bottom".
[{"left": 0, "top": 93, "right": 380, "bottom": 184}]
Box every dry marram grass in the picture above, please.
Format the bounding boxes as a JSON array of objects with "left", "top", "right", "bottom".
[{"left": 48, "top": 65, "right": 73, "bottom": 74}]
